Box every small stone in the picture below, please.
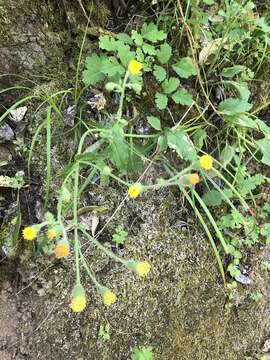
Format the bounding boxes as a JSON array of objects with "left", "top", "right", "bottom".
[
  {"left": 9, "top": 106, "right": 27, "bottom": 123},
  {"left": 37, "top": 288, "right": 45, "bottom": 297},
  {"left": 235, "top": 273, "right": 252, "bottom": 285},
  {"left": 0, "top": 123, "right": 14, "bottom": 141},
  {"left": 263, "top": 339, "right": 270, "bottom": 352},
  {"left": 261, "top": 355, "right": 270, "bottom": 360}
]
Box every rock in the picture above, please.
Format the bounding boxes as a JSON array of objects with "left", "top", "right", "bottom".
[
  {"left": 9, "top": 106, "right": 27, "bottom": 123},
  {"left": 0, "top": 123, "right": 14, "bottom": 141},
  {"left": 263, "top": 339, "right": 270, "bottom": 352},
  {"left": 235, "top": 273, "right": 252, "bottom": 285}
]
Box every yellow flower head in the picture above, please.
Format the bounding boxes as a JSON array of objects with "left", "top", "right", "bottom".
[
  {"left": 22, "top": 226, "right": 38, "bottom": 241},
  {"left": 103, "top": 291, "right": 117, "bottom": 306},
  {"left": 70, "top": 285, "right": 86, "bottom": 313},
  {"left": 188, "top": 173, "right": 200, "bottom": 185},
  {"left": 128, "top": 59, "right": 143, "bottom": 75},
  {"left": 128, "top": 183, "right": 142, "bottom": 199},
  {"left": 136, "top": 261, "right": 151, "bottom": 277},
  {"left": 47, "top": 228, "right": 58, "bottom": 240},
  {"left": 54, "top": 240, "right": 70, "bottom": 258},
  {"left": 199, "top": 154, "right": 213, "bottom": 170},
  {"left": 70, "top": 295, "right": 86, "bottom": 312}
]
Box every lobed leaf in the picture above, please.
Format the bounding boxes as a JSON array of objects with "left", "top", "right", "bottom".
[{"left": 172, "top": 57, "right": 197, "bottom": 78}]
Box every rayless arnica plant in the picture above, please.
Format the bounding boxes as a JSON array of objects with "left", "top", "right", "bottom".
[{"left": 6, "top": 14, "right": 270, "bottom": 312}]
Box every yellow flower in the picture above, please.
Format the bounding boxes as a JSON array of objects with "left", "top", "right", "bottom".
[
  {"left": 47, "top": 228, "right": 58, "bottom": 240},
  {"left": 54, "top": 240, "right": 70, "bottom": 258},
  {"left": 128, "top": 59, "right": 143, "bottom": 75},
  {"left": 70, "top": 284, "right": 86, "bottom": 313},
  {"left": 136, "top": 261, "right": 151, "bottom": 277},
  {"left": 128, "top": 183, "right": 142, "bottom": 198},
  {"left": 70, "top": 295, "right": 86, "bottom": 312},
  {"left": 188, "top": 173, "right": 200, "bottom": 185},
  {"left": 103, "top": 291, "right": 117, "bottom": 306},
  {"left": 22, "top": 226, "right": 38, "bottom": 241},
  {"left": 199, "top": 154, "right": 213, "bottom": 170}
]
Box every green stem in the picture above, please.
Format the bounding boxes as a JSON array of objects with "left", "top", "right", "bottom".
[
  {"left": 45, "top": 105, "right": 52, "bottom": 208},
  {"left": 79, "top": 227, "right": 127, "bottom": 265},
  {"left": 212, "top": 168, "right": 249, "bottom": 211},
  {"left": 79, "top": 247, "right": 103, "bottom": 290},
  {"left": 192, "top": 189, "right": 228, "bottom": 254},
  {"left": 116, "top": 71, "right": 129, "bottom": 122},
  {"left": 182, "top": 187, "right": 226, "bottom": 285},
  {"left": 73, "top": 164, "right": 81, "bottom": 285}
]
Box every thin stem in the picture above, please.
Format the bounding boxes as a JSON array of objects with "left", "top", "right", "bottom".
[
  {"left": 116, "top": 71, "right": 129, "bottom": 122},
  {"left": 182, "top": 187, "right": 226, "bottom": 285},
  {"left": 79, "top": 247, "right": 102, "bottom": 290},
  {"left": 45, "top": 105, "right": 52, "bottom": 208},
  {"left": 73, "top": 164, "right": 81, "bottom": 285},
  {"left": 79, "top": 227, "right": 127, "bottom": 265},
  {"left": 192, "top": 189, "right": 228, "bottom": 254}
]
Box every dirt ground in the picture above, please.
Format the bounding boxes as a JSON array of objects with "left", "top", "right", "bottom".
[{"left": 0, "top": 188, "right": 269, "bottom": 360}]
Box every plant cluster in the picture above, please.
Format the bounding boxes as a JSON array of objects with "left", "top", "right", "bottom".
[{"left": 1, "top": 2, "right": 270, "bottom": 316}]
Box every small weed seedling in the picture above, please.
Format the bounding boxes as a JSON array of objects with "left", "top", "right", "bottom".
[
  {"left": 98, "top": 323, "right": 110, "bottom": 342},
  {"left": 131, "top": 346, "right": 153, "bottom": 360}
]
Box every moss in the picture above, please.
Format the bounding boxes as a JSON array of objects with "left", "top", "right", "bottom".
[{"left": 14, "top": 187, "right": 270, "bottom": 359}]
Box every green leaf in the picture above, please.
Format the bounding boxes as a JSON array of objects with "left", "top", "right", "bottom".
[
  {"left": 153, "top": 65, "right": 166, "bottom": 82},
  {"left": 147, "top": 116, "right": 161, "bottom": 130},
  {"left": 112, "top": 225, "right": 128, "bottom": 246},
  {"left": 101, "top": 56, "right": 125, "bottom": 77},
  {"left": 203, "top": 190, "right": 224, "bottom": 206},
  {"left": 172, "top": 57, "right": 197, "bottom": 78},
  {"left": 256, "top": 17, "right": 270, "bottom": 33},
  {"left": 218, "top": 98, "right": 252, "bottom": 115},
  {"left": 136, "top": 48, "right": 145, "bottom": 62},
  {"left": 223, "top": 81, "right": 250, "bottom": 101},
  {"left": 255, "top": 118, "right": 270, "bottom": 135},
  {"left": 99, "top": 35, "right": 119, "bottom": 51},
  {"left": 255, "top": 136, "right": 270, "bottom": 166},
  {"left": 220, "top": 144, "right": 235, "bottom": 166},
  {"left": 192, "top": 128, "right": 207, "bottom": 149},
  {"left": 162, "top": 77, "right": 180, "bottom": 94},
  {"left": 261, "top": 223, "right": 270, "bottom": 237},
  {"left": 226, "top": 114, "right": 258, "bottom": 129},
  {"left": 108, "top": 124, "right": 130, "bottom": 171},
  {"left": 156, "top": 43, "right": 172, "bottom": 64},
  {"left": 158, "top": 135, "right": 168, "bottom": 151},
  {"left": 116, "top": 33, "right": 133, "bottom": 45},
  {"left": 83, "top": 55, "right": 106, "bottom": 86},
  {"left": 172, "top": 88, "right": 193, "bottom": 105},
  {"left": 167, "top": 129, "right": 197, "bottom": 161},
  {"left": 221, "top": 65, "right": 246, "bottom": 78},
  {"left": 117, "top": 44, "right": 135, "bottom": 66},
  {"left": 131, "top": 30, "right": 143, "bottom": 46},
  {"left": 142, "top": 44, "right": 157, "bottom": 55},
  {"left": 237, "top": 173, "right": 265, "bottom": 196},
  {"left": 203, "top": 0, "right": 215, "bottom": 4},
  {"left": 203, "top": 189, "right": 233, "bottom": 206},
  {"left": 131, "top": 346, "right": 153, "bottom": 360},
  {"left": 141, "top": 22, "right": 167, "bottom": 43},
  {"left": 155, "top": 92, "right": 168, "bottom": 110}
]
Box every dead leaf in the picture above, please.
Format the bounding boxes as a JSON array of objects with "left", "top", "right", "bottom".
[
  {"left": 0, "top": 175, "right": 19, "bottom": 188},
  {"left": 199, "top": 38, "right": 224, "bottom": 65},
  {"left": 87, "top": 93, "right": 106, "bottom": 111}
]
